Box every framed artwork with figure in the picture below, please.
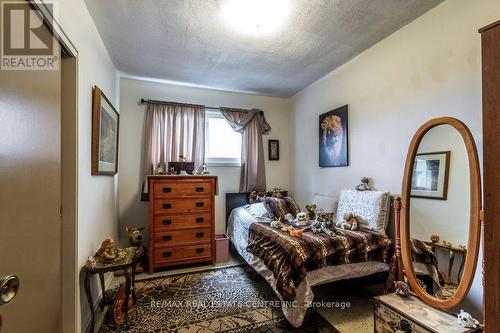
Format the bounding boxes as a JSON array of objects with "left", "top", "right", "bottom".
[
  {"left": 92, "top": 86, "right": 119, "bottom": 175},
  {"left": 268, "top": 140, "right": 279, "bottom": 160},
  {"left": 319, "top": 105, "right": 348, "bottom": 167}
]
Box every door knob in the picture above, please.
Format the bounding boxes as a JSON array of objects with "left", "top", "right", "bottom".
[{"left": 0, "top": 275, "right": 19, "bottom": 305}]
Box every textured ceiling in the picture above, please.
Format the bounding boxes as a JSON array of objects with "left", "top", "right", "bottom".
[{"left": 85, "top": 0, "right": 444, "bottom": 97}]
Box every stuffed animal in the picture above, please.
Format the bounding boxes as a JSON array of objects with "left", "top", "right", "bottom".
[
  {"left": 336, "top": 213, "right": 359, "bottom": 231},
  {"left": 284, "top": 213, "right": 295, "bottom": 223},
  {"left": 355, "top": 177, "right": 371, "bottom": 191},
  {"left": 311, "top": 210, "right": 337, "bottom": 236},
  {"left": 305, "top": 204, "right": 317, "bottom": 220},
  {"left": 115, "top": 227, "right": 147, "bottom": 276},
  {"left": 271, "top": 218, "right": 284, "bottom": 229},
  {"left": 457, "top": 310, "right": 480, "bottom": 329}
]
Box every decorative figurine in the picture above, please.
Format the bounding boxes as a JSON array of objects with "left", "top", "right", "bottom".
[
  {"left": 457, "top": 310, "right": 480, "bottom": 329},
  {"left": 430, "top": 234, "right": 440, "bottom": 244},
  {"left": 201, "top": 162, "right": 209, "bottom": 175},
  {"left": 394, "top": 281, "right": 410, "bottom": 298},
  {"left": 178, "top": 154, "right": 186, "bottom": 162},
  {"left": 355, "top": 177, "right": 371, "bottom": 191},
  {"left": 442, "top": 240, "right": 452, "bottom": 248},
  {"left": 168, "top": 167, "right": 177, "bottom": 175},
  {"left": 95, "top": 237, "right": 126, "bottom": 263},
  {"left": 83, "top": 256, "right": 97, "bottom": 270}
]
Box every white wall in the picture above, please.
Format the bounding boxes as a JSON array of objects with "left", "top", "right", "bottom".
[
  {"left": 118, "top": 77, "right": 291, "bottom": 245},
  {"left": 52, "top": 1, "right": 119, "bottom": 331},
  {"left": 290, "top": 0, "right": 500, "bottom": 320}
]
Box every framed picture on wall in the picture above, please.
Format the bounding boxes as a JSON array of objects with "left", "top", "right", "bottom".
[
  {"left": 91, "top": 86, "right": 119, "bottom": 175},
  {"left": 319, "top": 105, "right": 348, "bottom": 167},
  {"left": 268, "top": 140, "right": 279, "bottom": 160},
  {"left": 411, "top": 151, "right": 450, "bottom": 200}
]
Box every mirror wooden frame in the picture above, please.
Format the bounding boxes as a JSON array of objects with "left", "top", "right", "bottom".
[{"left": 401, "top": 117, "right": 482, "bottom": 309}]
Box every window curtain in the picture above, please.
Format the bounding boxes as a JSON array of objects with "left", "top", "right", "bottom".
[
  {"left": 142, "top": 102, "right": 205, "bottom": 197},
  {"left": 219, "top": 107, "right": 271, "bottom": 192}
]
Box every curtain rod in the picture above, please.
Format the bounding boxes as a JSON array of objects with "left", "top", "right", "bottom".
[{"left": 139, "top": 98, "right": 220, "bottom": 111}]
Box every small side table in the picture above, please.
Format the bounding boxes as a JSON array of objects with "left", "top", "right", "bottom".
[
  {"left": 425, "top": 241, "right": 467, "bottom": 284},
  {"left": 82, "top": 247, "right": 137, "bottom": 333}
]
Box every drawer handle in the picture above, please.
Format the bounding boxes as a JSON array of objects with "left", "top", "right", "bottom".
[
  {"left": 162, "top": 203, "right": 172, "bottom": 209},
  {"left": 162, "top": 235, "right": 172, "bottom": 241},
  {"left": 195, "top": 202, "right": 204, "bottom": 208},
  {"left": 162, "top": 251, "right": 172, "bottom": 257},
  {"left": 162, "top": 187, "right": 172, "bottom": 193},
  {"left": 196, "top": 217, "right": 204, "bottom": 223},
  {"left": 195, "top": 248, "right": 204, "bottom": 254},
  {"left": 196, "top": 232, "right": 204, "bottom": 238},
  {"left": 195, "top": 187, "right": 204, "bottom": 192},
  {"left": 162, "top": 219, "right": 172, "bottom": 225}
]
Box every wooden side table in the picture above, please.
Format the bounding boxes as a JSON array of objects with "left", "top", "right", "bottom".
[
  {"left": 425, "top": 241, "right": 467, "bottom": 284},
  {"left": 82, "top": 247, "right": 137, "bottom": 333}
]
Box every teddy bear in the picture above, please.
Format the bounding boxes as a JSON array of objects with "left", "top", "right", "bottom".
[
  {"left": 336, "top": 213, "right": 359, "bottom": 231},
  {"left": 305, "top": 203, "right": 317, "bottom": 220}
]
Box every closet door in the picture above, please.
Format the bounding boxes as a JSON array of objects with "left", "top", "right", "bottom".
[{"left": 480, "top": 19, "right": 500, "bottom": 331}]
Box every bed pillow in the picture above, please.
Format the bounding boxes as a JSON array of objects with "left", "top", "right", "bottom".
[
  {"left": 263, "top": 196, "right": 301, "bottom": 221},
  {"left": 336, "top": 189, "right": 390, "bottom": 232},
  {"left": 313, "top": 193, "right": 339, "bottom": 212}
]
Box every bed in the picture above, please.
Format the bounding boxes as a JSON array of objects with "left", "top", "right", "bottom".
[{"left": 225, "top": 190, "right": 394, "bottom": 327}]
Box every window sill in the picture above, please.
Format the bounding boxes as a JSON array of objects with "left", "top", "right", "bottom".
[{"left": 207, "top": 162, "right": 241, "bottom": 167}]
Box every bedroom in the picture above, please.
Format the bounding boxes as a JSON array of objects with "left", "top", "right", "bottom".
[{"left": 0, "top": 0, "right": 499, "bottom": 332}]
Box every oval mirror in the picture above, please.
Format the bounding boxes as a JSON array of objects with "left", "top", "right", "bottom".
[{"left": 401, "top": 117, "right": 481, "bottom": 309}]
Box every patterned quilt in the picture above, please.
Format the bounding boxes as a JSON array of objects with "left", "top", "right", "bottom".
[{"left": 247, "top": 222, "right": 391, "bottom": 301}]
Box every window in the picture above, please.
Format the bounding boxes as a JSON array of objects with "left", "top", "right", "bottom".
[{"left": 205, "top": 110, "right": 241, "bottom": 166}]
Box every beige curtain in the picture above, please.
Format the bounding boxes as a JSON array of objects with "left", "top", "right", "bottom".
[
  {"left": 143, "top": 102, "right": 205, "bottom": 177},
  {"left": 220, "top": 107, "right": 271, "bottom": 192}
]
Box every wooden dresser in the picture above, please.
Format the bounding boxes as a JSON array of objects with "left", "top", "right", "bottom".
[
  {"left": 148, "top": 175, "right": 217, "bottom": 274},
  {"left": 374, "top": 294, "right": 480, "bottom": 333}
]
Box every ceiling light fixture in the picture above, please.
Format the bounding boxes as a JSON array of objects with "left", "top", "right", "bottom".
[{"left": 221, "top": 0, "right": 291, "bottom": 35}]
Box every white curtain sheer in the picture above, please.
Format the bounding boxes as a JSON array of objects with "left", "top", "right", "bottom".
[{"left": 143, "top": 102, "right": 205, "bottom": 195}]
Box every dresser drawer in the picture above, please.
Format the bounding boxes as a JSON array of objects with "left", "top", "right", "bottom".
[
  {"left": 152, "top": 181, "right": 213, "bottom": 197},
  {"left": 154, "top": 197, "right": 212, "bottom": 214},
  {"left": 154, "top": 213, "right": 211, "bottom": 230},
  {"left": 154, "top": 243, "right": 211, "bottom": 264},
  {"left": 154, "top": 228, "right": 211, "bottom": 245}
]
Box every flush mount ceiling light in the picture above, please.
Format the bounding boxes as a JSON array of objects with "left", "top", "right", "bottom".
[{"left": 221, "top": 0, "right": 291, "bottom": 35}]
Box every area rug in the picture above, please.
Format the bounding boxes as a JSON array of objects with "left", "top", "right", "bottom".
[{"left": 99, "top": 265, "right": 338, "bottom": 333}]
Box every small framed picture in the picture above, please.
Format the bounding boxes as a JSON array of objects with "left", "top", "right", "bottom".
[
  {"left": 411, "top": 151, "right": 450, "bottom": 200},
  {"left": 268, "top": 140, "right": 279, "bottom": 160},
  {"left": 92, "top": 86, "right": 119, "bottom": 175}
]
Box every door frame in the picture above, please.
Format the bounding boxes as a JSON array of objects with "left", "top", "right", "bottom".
[{"left": 29, "top": 1, "right": 79, "bottom": 332}]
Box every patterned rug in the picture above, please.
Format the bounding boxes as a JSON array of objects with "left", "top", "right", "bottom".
[{"left": 99, "top": 266, "right": 338, "bottom": 333}]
